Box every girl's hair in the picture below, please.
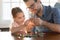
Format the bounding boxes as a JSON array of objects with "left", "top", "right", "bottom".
[{"left": 11, "top": 7, "right": 23, "bottom": 18}]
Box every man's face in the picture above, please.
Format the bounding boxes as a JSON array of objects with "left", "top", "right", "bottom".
[
  {"left": 25, "top": 0, "right": 41, "bottom": 14},
  {"left": 14, "top": 12, "right": 25, "bottom": 24}
]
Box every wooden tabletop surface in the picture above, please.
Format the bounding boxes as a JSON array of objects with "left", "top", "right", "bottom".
[{"left": 12, "top": 32, "right": 60, "bottom": 40}]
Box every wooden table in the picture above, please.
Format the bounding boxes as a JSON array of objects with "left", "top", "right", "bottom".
[
  {"left": 44, "top": 32, "right": 60, "bottom": 40},
  {"left": 12, "top": 32, "right": 60, "bottom": 40},
  {"left": 34, "top": 32, "right": 60, "bottom": 40}
]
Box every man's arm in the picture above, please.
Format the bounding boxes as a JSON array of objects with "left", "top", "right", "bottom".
[
  {"left": 30, "top": 18, "right": 60, "bottom": 33},
  {"left": 34, "top": 17, "right": 60, "bottom": 33},
  {"left": 43, "top": 8, "right": 60, "bottom": 33},
  {"left": 42, "top": 21, "right": 60, "bottom": 33}
]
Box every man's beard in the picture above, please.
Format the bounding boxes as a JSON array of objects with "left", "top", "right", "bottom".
[{"left": 36, "top": 8, "right": 41, "bottom": 17}]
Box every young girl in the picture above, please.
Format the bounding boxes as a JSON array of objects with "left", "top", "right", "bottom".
[
  {"left": 9, "top": 7, "right": 31, "bottom": 40},
  {"left": 10, "top": 7, "right": 27, "bottom": 35},
  {"left": 10, "top": 7, "right": 35, "bottom": 40}
]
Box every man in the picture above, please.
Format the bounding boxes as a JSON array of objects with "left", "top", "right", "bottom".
[{"left": 23, "top": 0, "right": 60, "bottom": 33}]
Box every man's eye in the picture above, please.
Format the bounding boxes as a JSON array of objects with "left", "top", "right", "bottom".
[{"left": 28, "top": 3, "right": 35, "bottom": 9}]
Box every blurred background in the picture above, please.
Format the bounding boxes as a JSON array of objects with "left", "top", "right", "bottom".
[
  {"left": 0, "top": 0, "right": 60, "bottom": 31},
  {"left": 0, "top": 0, "right": 60, "bottom": 40}
]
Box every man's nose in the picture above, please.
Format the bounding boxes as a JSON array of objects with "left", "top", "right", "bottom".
[{"left": 33, "top": 4, "right": 37, "bottom": 9}]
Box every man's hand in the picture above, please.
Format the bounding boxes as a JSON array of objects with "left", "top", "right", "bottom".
[
  {"left": 30, "top": 18, "right": 43, "bottom": 26},
  {"left": 23, "top": 18, "right": 43, "bottom": 32},
  {"left": 24, "top": 19, "right": 35, "bottom": 32},
  {"left": 35, "top": 18, "right": 43, "bottom": 26}
]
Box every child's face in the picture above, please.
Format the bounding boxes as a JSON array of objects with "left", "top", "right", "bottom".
[{"left": 14, "top": 12, "right": 25, "bottom": 24}]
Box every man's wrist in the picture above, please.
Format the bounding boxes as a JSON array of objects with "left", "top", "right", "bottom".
[
  {"left": 40, "top": 20, "right": 44, "bottom": 26},
  {"left": 41, "top": 20, "right": 46, "bottom": 26},
  {"left": 42, "top": 20, "right": 49, "bottom": 27}
]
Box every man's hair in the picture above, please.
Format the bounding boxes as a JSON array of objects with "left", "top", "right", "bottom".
[
  {"left": 23, "top": 0, "right": 37, "bottom": 2},
  {"left": 11, "top": 7, "right": 23, "bottom": 18}
]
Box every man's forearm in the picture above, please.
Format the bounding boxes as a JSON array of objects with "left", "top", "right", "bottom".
[{"left": 42, "top": 21, "right": 60, "bottom": 33}]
